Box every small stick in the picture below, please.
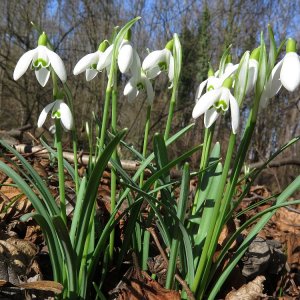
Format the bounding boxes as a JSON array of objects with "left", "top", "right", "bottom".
[{"left": 148, "top": 227, "right": 195, "bottom": 300}]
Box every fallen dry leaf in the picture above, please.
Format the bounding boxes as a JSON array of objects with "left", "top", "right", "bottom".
[
  {"left": 19, "top": 280, "right": 63, "bottom": 294},
  {"left": 225, "top": 275, "right": 266, "bottom": 300},
  {"left": 110, "top": 266, "right": 180, "bottom": 300}
]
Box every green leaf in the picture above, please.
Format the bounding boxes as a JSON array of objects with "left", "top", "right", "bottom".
[
  {"left": 166, "top": 163, "right": 190, "bottom": 288},
  {"left": 52, "top": 215, "right": 78, "bottom": 297},
  {"left": 21, "top": 213, "right": 62, "bottom": 282},
  {"left": 75, "top": 129, "right": 127, "bottom": 259},
  {"left": 0, "top": 140, "right": 59, "bottom": 216},
  {"left": 267, "top": 24, "right": 277, "bottom": 72},
  {"left": 208, "top": 175, "right": 300, "bottom": 299}
]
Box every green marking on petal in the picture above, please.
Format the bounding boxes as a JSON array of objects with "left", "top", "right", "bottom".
[
  {"left": 158, "top": 61, "right": 168, "bottom": 71},
  {"left": 52, "top": 110, "right": 61, "bottom": 119},
  {"left": 33, "top": 58, "right": 49, "bottom": 68},
  {"left": 137, "top": 82, "right": 144, "bottom": 91},
  {"left": 207, "top": 85, "right": 214, "bottom": 91},
  {"left": 214, "top": 99, "right": 228, "bottom": 112},
  {"left": 90, "top": 63, "right": 97, "bottom": 70}
]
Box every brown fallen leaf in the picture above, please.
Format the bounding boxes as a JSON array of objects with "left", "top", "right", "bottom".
[
  {"left": 225, "top": 275, "right": 266, "bottom": 300},
  {"left": 19, "top": 280, "right": 63, "bottom": 294},
  {"left": 110, "top": 266, "right": 180, "bottom": 300}
]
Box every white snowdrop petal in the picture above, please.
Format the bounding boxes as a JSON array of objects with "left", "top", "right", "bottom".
[
  {"left": 59, "top": 102, "right": 74, "bottom": 130},
  {"left": 46, "top": 48, "right": 67, "bottom": 82},
  {"left": 192, "top": 88, "right": 222, "bottom": 119},
  {"left": 168, "top": 55, "right": 174, "bottom": 82},
  {"left": 267, "top": 59, "right": 283, "bottom": 98},
  {"left": 35, "top": 68, "right": 50, "bottom": 87},
  {"left": 97, "top": 45, "right": 113, "bottom": 71},
  {"left": 280, "top": 52, "right": 300, "bottom": 92},
  {"left": 144, "top": 77, "right": 155, "bottom": 104},
  {"left": 85, "top": 68, "right": 98, "bottom": 81},
  {"left": 204, "top": 108, "right": 219, "bottom": 128},
  {"left": 13, "top": 49, "right": 36, "bottom": 80},
  {"left": 73, "top": 52, "right": 100, "bottom": 75},
  {"left": 229, "top": 93, "right": 240, "bottom": 134},
  {"left": 37, "top": 101, "right": 56, "bottom": 128},
  {"left": 142, "top": 50, "right": 166, "bottom": 71},
  {"left": 118, "top": 41, "right": 134, "bottom": 73},
  {"left": 195, "top": 79, "right": 208, "bottom": 103}
]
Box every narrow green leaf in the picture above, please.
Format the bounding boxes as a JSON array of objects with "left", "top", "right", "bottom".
[
  {"left": 75, "top": 129, "right": 127, "bottom": 259},
  {"left": 0, "top": 140, "right": 59, "bottom": 216},
  {"left": 166, "top": 163, "right": 190, "bottom": 289},
  {"left": 208, "top": 175, "right": 300, "bottom": 299},
  {"left": 52, "top": 215, "right": 78, "bottom": 296}
]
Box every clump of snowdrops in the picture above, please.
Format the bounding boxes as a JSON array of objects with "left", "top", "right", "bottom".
[{"left": 0, "top": 17, "right": 299, "bottom": 300}]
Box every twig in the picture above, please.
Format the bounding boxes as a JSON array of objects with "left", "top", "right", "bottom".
[{"left": 148, "top": 227, "right": 195, "bottom": 300}]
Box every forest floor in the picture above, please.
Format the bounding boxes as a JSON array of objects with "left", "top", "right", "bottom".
[{"left": 0, "top": 154, "right": 299, "bottom": 300}]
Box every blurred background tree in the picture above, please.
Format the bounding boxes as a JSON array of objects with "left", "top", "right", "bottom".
[{"left": 0, "top": 0, "right": 299, "bottom": 190}]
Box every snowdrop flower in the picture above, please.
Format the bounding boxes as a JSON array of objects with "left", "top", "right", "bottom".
[
  {"left": 38, "top": 99, "right": 73, "bottom": 131},
  {"left": 142, "top": 39, "right": 174, "bottom": 84},
  {"left": 195, "top": 61, "right": 238, "bottom": 103},
  {"left": 192, "top": 77, "right": 239, "bottom": 134},
  {"left": 13, "top": 32, "right": 66, "bottom": 87},
  {"left": 124, "top": 71, "right": 154, "bottom": 104},
  {"left": 73, "top": 40, "right": 111, "bottom": 81},
  {"left": 261, "top": 38, "right": 300, "bottom": 107},
  {"left": 117, "top": 29, "right": 141, "bottom": 78},
  {"left": 195, "top": 65, "right": 223, "bottom": 103}
]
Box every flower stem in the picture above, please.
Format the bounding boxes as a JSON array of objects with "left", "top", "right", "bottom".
[
  {"left": 109, "top": 82, "right": 118, "bottom": 262},
  {"left": 99, "top": 89, "right": 112, "bottom": 151},
  {"left": 164, "top": 88, "right": 176, "bottom": 140},
  {"left": 63, "top": 83, "right": 79, "bottom": 194},
  {"left": 139, "top": 104, "right": 152, "bottom": 187},
  {"left": 55, "top": 119, "right": 67, "bottom": 224}
]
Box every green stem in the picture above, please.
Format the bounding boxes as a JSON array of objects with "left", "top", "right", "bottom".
[
  {"left": 140, "top": 104, "right": 152, "bottom": 271},
  {"left": 63, "top": 83, "right": 79, "bottom": 194},
  {"left": 55, "top": 119, "right": 67, "bottom": 224},
  {"left": 164, "top": 88, "right": 176, "bottom": 140},
  {"left": 109, "top": 78, "right": 118, "bottom": 262},
  {"left": 139, "top": 104, "right": 152, "bottom": 187},
  {"left": 99, "top": 89, "right": 112, "bottom": 151}
]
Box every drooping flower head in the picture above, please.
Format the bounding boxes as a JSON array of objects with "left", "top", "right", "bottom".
[
  {"left": 38, "top": 92, "right": 73, "bottom": 131},
  {"left": 124, "top": 70, "right": 154, "bottom": 104},
  {"left": 193, "top": 77, "right": 239, "bottom": 134},
  {"left": 261, "top": 38, "right": 300, "bottom": 108},
  {"left": 13, "top": 32, "right": 67, "bottom": 86},
  {"left": 142, "top": 39, "right": 174, "bottom": 84},
  {"left": 73, "top": 40, "right": 111, "bottom": 81}
]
